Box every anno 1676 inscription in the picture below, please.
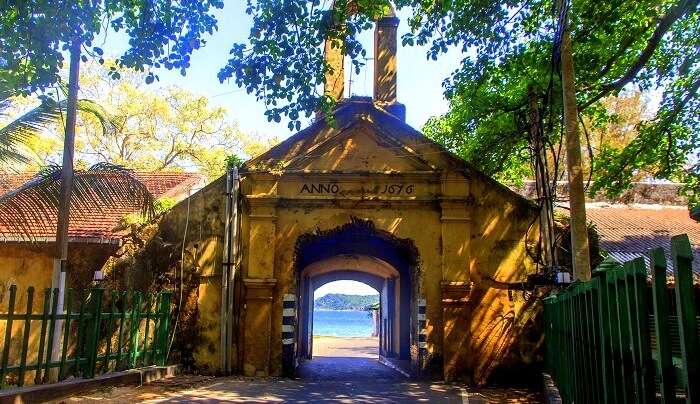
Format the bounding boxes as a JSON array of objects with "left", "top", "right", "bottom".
[{"left": 299, "top": 183, "right": 415, "bottom": 196}]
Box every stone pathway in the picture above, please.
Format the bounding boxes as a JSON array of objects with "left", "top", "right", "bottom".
[
  {"left": 55, "top": 337, "right": 544, "bottom": 403},
  {"left": 54, "top": 375, "right": 542, "bottom": 403}
]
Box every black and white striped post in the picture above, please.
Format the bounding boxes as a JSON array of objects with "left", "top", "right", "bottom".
[
  {"left": 417, "top": 298, "right": 427, "bottom": 372},
  {"left": 282, "top": 293, "right": 296, "bottom": 376}
]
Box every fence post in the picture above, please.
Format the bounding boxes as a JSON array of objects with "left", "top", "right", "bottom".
[
  {"left": 34, "top": 288, "right": 52, "bottom": 385},
  {"left": 594, "top": 259, "right": 622, "bottom": 404},
  {"left": 43, "top": 289, "right": 59, "bottom": 382},
  {"left": 58, "top": 290, "right": 73, "bottom": 381},
  {"left": 606, "top": 265, "right": 628, "bottom": 402},
  {"left": 584, "top": 281, "right": 602, "bottom": 403},
  {"left": 617, "top": 263, "right": 634, "bottom": 402},
  {"left": 155, "top": 292, "right": 172, "bottom": 366},
  {"left": 651, "top": 248, "right": 674, "bottom": 403},
  {"left": 0, "top": 285, "right": 17, "bottom": 387},
  {"left": 74, "top": 291, "right": 89, "bottom": 376},
  {"left": 83, "top": 288, "right": 104, "bottom": 379},
  {"left": 141, "top": 294, "right": 153, "bottom": 365},
  {"left": 671, "top": 234, "right": 699, "bottom": 403},
  {"left": 129, "top": 291, "right": 142, "bottom": 368},
  {"left": 117, "top": 291, "right": 127, "bottom": 370},
  {"left": 629, "top": 257, "right": 654, "bottom": 403},
  {"left": 17, "top": 287, "right": 35, "bottom": 386},
  {"left": 103, "top": 290, "right": 118, "bottom": 373}
]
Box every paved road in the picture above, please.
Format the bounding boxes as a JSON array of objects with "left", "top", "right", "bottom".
[
  {"left": 297, "top": 356, "right": 405, "bottom": 381},
  {"left": 58, "top": 374, "right": 544, "bottom": 403},
  {"left": 57, "top": 337, "right": 542, "bottom": 403}
]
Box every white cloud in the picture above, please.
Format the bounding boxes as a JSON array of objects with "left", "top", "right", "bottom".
[{"left": 314, "top": 280, "right": 378, "bottom": 299}]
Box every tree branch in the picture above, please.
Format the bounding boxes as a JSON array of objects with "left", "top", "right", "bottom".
[{"left": 582, "top": 0, "right": 699, "bottom": 109}]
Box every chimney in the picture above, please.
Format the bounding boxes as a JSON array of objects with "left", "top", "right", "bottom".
[
  {"left": 323, "top": 36, "right": 345, "bottom": 102},
  {"left": 373, "top": 8, "right": 405, "bottom": 120}
]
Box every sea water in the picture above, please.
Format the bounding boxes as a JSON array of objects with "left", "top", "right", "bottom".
[{"left": 313, "top": 310, "right": 374, "bottom": 337}]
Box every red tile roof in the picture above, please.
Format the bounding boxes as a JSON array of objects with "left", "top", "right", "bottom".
[
  {"left": 586, "top": 205, "right": 700, "bottom": 280},
  {"left": 0, "top": 173, "right": 35, "bottom": 196},
  {"left": 0, "top": 171, "right": 205, "bottom": 243}
]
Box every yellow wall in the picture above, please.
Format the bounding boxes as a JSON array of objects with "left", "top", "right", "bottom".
[
  {"left": 0, "top": 245, "right": 54, "bottom": 382},
  {"left": 122, "top": 177, "right": 228, "bottom": 373},
  {"left": 0, "top": 245, "right": 54, "bottom": 296}
]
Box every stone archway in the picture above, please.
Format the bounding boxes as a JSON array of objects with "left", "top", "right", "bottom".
[{"left": 293, "top": 218, "right": 419, "bottom": 368}]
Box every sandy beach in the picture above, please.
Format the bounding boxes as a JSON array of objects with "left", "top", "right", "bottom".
[{"left": 312, "top": 336, "right": 379, "bottom": 358}]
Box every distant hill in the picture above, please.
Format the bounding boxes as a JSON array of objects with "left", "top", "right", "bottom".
[{"left": 314, "top": 293, "right": 379, "bottom": 311}]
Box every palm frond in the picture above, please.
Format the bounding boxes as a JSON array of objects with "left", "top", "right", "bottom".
[
  {"left": 0, "top": 163, "right": 155, "bottom": 241},
  {"left": 76, "top": 99, "right": 115, "bottom": 136},
  {"left": 0, "top": 95, "right": 115, "bottom": 166},
  {"left": 0, "top": 97, "right": 61, "bottom": 165}
]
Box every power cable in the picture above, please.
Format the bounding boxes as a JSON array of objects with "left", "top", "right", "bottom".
[{"left": 166, "top": 188, "right": 191, "bottom": 362}]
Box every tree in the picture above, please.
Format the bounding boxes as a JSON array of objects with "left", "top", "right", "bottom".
[
  {"left": 217, "top": 1, "right": 392, "bottom": 129},
  {"left": 425, "top": 91, "right": 657, "bottom": 184},
  {"left": 585, "top": 92, "right": 654, "bottom": 180},
  {"left": 76, "top": 63, "right": 257, "bottom": 179},
  {"left": 0, "top": 89, "right": 155, "bottom": 241},
  {"left": 0, "top": 88, "right": 113, "bottom": 168},
  {"left": 1, "top": 0, "right": 223, "bottom": 281},
  {"left": 414, "top": 0, "right": 698, "bottom": 198},
  {"left": 3, "top": 63, "right": 271, "bottom": 180}
]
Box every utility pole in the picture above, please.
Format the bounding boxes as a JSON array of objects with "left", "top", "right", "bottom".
[
  {"left": 558, "top": 0, "right": 591, "bottom": 280},
  {"left": 51, "top": 39, "right": 81, "bottom": 369},
  {"left": 528, "top": 86, "right": 555, "bottom": 267},
  {"left": 54, "top": 39, "right": 81, "bottom": 280}
]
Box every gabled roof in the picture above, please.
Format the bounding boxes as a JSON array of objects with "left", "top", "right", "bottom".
[
  {"left": 0, "top": 171, "right": 205, "bottom": 244},
  {"left": 245, "top": 97, "right": 533, "bottom": 207},
  {"left": 246, "top": 97, "right": 463, "bottom": 172}
]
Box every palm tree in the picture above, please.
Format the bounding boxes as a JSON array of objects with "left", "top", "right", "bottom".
[{"left": 0, "top": 87, "right": 111, "bottom": 166}]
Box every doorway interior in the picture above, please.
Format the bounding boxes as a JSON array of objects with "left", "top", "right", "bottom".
[{"left": 293, "top": 219, "right": 418, "bottom": 377}]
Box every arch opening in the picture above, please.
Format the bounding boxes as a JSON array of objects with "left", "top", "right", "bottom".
[{"left": 294, "top": 219, "right": 418, "bottom": 367}]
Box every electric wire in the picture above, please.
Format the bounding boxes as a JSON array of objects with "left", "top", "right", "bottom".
[{"left": 166, "top": 188, "right": 191, "bottom": 362}]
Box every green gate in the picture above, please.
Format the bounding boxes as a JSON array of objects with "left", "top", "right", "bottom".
[{"left": 544, "top": 234, "right": 699, "bottom": 403}]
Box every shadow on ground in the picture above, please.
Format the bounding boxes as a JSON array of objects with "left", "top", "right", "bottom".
[
  {"left": 55, "top": 374, "right": 543, "bottom": 403},
  {"left": 297, "top": 356, "right": 404, "bottom": 381},
  {"left": 54, "top": 336, "right": 543, "bottom": 403}
]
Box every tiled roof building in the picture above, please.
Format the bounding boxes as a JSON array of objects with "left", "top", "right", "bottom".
[
  {"left": 0, "top": 171, "right": 204, "bottom": 243},
  {"left": 513, "top": 181, "right": 700, "bottom": 280},
  {"left": 587, "top": 205, "right": 700, "bottom": 280}
]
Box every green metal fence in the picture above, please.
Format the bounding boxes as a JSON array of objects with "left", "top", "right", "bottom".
[
  {"left": 0, "top": 287, "right": 173, "bottom": 389},
  {"left": 544, "top": 234, "right": 699, "bottom": 403}
]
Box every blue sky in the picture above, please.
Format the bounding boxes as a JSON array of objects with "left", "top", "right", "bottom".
[{"left": 103, "top": 3, "right": 464, "bottom": 141}]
